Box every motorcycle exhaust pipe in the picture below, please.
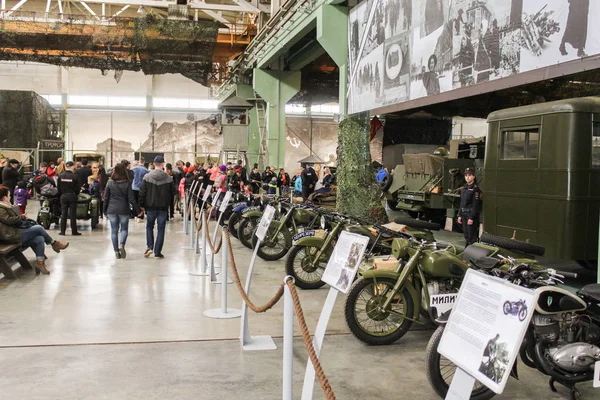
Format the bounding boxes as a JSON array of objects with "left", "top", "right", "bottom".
[{"left": 533, "top": 340, "right": 593, "bottom": 384}]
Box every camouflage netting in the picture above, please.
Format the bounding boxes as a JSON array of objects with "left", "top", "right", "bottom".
[
  {"left": 336, "top": 116, "right": 387, "bottom": 224},
  {"left": 0, "top": 15, "right": 219, "bottom": 86}
]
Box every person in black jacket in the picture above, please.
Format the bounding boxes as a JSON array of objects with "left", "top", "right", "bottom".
[
  {"left": 1, "top": 159, "right": 20, "bottom": 204},
  {"left": 262, "top": 166, "right": 275, "bottom": 190},
  {"left": 74, "top": 158, "right": 92, "bottom": 191},
  {"left": 457, "top": 167, "right": 482, "bottom": 245},
  {"left": 139, "top": 156, "right": 176, "bottom": 259},
  {"left": 57, "top": 161, "right": 81, "bottom": 235},
  {"left": 103, "top": 163, "right": 141, "bottom": 259},
  {"left": 300, "top": 163, "right": 318, "bottom": 201},
  {"left": 248, "top": 166, "right": 262, "bottom": 194},
  {"left": 0, "top": 158, "right": 6, "bottom": 185}
]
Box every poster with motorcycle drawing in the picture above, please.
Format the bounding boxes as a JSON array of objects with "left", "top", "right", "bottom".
[
  {"left": 321, "top": 231, "right": 370, "bottom": 294},
  {"left": 437, "top": 269, "right": 539, "bottom": 394}
]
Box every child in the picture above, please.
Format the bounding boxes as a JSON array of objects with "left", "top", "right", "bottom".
[
  {"left": 267, "top": 177, "right": 278, "bottom": 195},
  {"left": 14, "top": 181, "right": 30, "bottom": 215}
]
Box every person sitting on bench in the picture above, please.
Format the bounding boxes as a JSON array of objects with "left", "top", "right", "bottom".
[{"left": 0, "top": 185, "right": 69, "bottom": 274}]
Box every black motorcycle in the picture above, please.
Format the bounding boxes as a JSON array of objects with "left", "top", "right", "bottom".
[{"left": 426, "top": 258, "right": 600, "bottom": 400}]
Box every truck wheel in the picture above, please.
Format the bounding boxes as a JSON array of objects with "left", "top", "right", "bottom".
[
  {"left": 394, "top": 216, "right": 440, "bottom": 231},
  {"left": 479, "top": 233, "right": 545, "bottom": 256},
  {"left": 380, "top": 174, "right": 393, "bottom": 191},
  {"left": 386, "top": 200, "right": 400, "bottom": 211}
]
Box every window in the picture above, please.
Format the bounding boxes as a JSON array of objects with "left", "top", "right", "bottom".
[
  {"left": 500, "top": 128, "right": 539, "bottom": 160},
  {"left": 593, "top": 122, "right": 600, "bottom": 168}
]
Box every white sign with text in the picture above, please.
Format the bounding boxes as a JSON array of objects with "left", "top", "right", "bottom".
[
  {"left": 321, "top": 231, "right": 370, "bottom": 294},
  {"left": 202, "top": 185, "right": 213, "bottom": 202},
  {"left": 219, "top": 191, "right": 233, "bottom": 212},
  {"left": 438, "top": 269, "right": 538, "bottom": 394},
  {"left": 255, "top": 205, "right": 275, "bottom": 242}
]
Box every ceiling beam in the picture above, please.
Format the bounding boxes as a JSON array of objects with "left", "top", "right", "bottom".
[
  {"left": 231, "top": 0, "right": 260, "bottom": 13},
  {"left": 112, "top": 4, "right": 129, "bottom": 17},
  {"left": 45, "top": 0, "right": 51, "bottom": 13},
  {"left": 201, "top": 9, "right": 231, "bottom": 25},
  {"left": 79, "top": 2, "right": 98, "bottom": 17},
  {"left": 57, "top": 0, "right": 63, "bottom": 13},
  {"left": 9, "top": 0, "right": 29, "bottom": 12}
]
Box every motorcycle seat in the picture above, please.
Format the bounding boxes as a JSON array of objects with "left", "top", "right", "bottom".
[
  {"left": 470, "top": 257, "right": 501, "bottom": 270},
  {"left": 460, "top": 245, "right": 494, "bottom": 264},
  {"left": 580, "top": 284, "right": 600, "bottom": 302}
]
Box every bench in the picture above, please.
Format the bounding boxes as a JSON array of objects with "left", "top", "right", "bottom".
[{"left": 0, "top": 243, "right": 35, "bottom": 279}]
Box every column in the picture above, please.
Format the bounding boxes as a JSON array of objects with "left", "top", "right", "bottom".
[{"left": 253, "top": 69, "right": 301, "bottom": 168}]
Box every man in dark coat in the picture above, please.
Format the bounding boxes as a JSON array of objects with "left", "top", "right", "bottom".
[
  {"left": 300, "top": 164, "right": 318, "bottom": 201},
  {"left": 1, "top": 159, "right": 21, "bottom": 204},
  {"left": 74, "top": 158, "right": 92, "bottom": 191}
]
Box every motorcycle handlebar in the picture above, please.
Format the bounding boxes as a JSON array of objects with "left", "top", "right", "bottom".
[{"left": 555, "top": 270, "right": 578, "bottom": 279}]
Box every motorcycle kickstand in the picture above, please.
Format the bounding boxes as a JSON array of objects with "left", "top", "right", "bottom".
[
  {"left": 548, "top": 378, "right": 558, "bottom": 393},
  {"left": 569, "top": 386, "right": 582, "bottom": 400}
]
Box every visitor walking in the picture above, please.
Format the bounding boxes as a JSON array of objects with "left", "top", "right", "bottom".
[
  {"left": 14, "top": 181, "right": 30, "bottom": 215},
  {"left": 103, "top": 163, "right": 142, "bottom": 259},
  {"left": 139, "top": 156, "right": 176, "bottom": 259}
]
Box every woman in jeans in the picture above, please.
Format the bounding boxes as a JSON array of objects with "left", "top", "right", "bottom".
[
  {"left": 103, "top": 164, "right": 141, "bottom": 259},
  {"left": 0, "top": 185, "right": 69, "bottom": 274}
]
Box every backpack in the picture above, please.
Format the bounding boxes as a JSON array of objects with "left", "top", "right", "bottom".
[
  {"left": 213, "top": 172, "right": 224, "bottom": 188},
  {"left": 40, "top": 183, "right": 58, "bottom": 196},
  {"left": 32, "top": 174, "right": 49, "bottom": 192}
]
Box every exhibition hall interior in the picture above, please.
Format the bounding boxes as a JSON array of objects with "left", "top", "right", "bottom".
[{"left": 1, "top": 0, "right": 600, "bottom": 399}]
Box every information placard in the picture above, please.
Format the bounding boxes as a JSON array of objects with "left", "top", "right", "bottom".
[
  {"left": 594, "top": 361, "right": 600, "bottom": 388},
  {"left": 255, "top": 205, "right": 275, "bottom": 242},
  {"left": 211, "top": 191, "right": 219, "bottom": 206},
  {"left": 219, "top": 191, "right": 233, "bottom": 212},
  {"left": 438, "top": 269, "right": 539, "bottom": 394},
  {"left": 321, "top": 231, "right": 370, "bottom": 294},
  {"left": 202, "top": 185, "right": 213, "bottom": 202}
]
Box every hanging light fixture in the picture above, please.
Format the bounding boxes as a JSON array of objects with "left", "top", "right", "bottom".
[{"left": 137, "top": 5, "right": 146, "bottom": 15}]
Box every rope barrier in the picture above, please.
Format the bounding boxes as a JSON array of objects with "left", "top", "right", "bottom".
[
  {"left": 204, "top": 211, "right": 223, "bottom": 254},
  {"left": 225, "top": 228, "right": 284, "bottom": 313},
  {"left": 285, "top": 279, "right": 336, "bottom": 400},
  {"left": 223, "top": 228, "right": 335, "bottom": 399}
]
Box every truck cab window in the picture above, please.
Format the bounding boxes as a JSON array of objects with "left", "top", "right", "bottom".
[
  {"left": 500, "top": 129, "right": 539, "bottom": 160},
  {"left": 593, "top": 122, "right": 600, "bottom": 168}
]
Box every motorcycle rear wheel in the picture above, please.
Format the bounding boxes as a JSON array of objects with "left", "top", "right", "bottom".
[
  {"left": 285, "top": 245, "right": 327, "bottom": 289},
  {"left": 344, "top": 277, "right": 414, "bottom": 345},
  {"left": 237, "top": 216, "right": 259, "bottom": 249},
  {"left": 426, "top": 325, "right": 495, "bottom": 400}
]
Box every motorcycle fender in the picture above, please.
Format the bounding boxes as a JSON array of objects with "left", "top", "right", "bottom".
[
  {"left": 435, "top": 310, "right": 452, "bottom": 325},
  {"left": 360, "top": 270, "right": 421, "bottom": 318},
  {"left": 243, "top": 210, "right": 263, "bottom": 219},
  {"left": 268, "top": 221, "right": 292, "bottom": 248},
  {"left": 294, "top": 236, "right": 326, "bottom": 248}
]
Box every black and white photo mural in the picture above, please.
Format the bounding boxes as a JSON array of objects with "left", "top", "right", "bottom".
[{"left": 348, "top": 0, "right": 598, "bottom": 114}]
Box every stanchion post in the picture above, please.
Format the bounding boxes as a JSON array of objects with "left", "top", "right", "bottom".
[
  {"left": 203, "top": 229, "right": 241, "bottom": 319},
  {"left": 183, "top": 181, "right": 198, "bottom": 250},
  {"left": 182, "top": 190, "right": 188, "bottom": 234},
  {"left": 283, "top": 276, "right": 295, "bottom": 400},
  {"left": 209, "top": 210, "right": 223, "bottom": 282},
  {"left": 195, "top": 197, "right": 208, "bottom": 255},
  {"left": 200, "top": 212, "right": 208, "bottom": 274},
  {"left": 240, "top": 204, "right": 277, "bottom": 351},
  {"left": 301, "top": 287, "right": 339, "bottom": 400}
]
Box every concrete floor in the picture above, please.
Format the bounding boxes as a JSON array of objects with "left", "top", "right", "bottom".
[{"left": 0, "top": 205, "right": 597, "bottom": 399}]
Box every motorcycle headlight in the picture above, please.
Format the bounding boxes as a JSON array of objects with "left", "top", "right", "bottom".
[{"left": 320, "top": 215, "right": 327, "bottom": 230}]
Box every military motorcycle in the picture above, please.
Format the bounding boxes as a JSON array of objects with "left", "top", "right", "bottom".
[
  {"left": 251, "top": 202, "right": 323, "bottom": 261},
  {"left": 344, "top": 219, "right": 545, "bottom": 346},
  {"left": 426, "top": 259, "right": 599, "bottom": 400},
  {"left": 236, "top": 195, "right": 286, "bottom": 249},
  {"left": 284, "top": 214, "right": 429, "bottom": 290}
]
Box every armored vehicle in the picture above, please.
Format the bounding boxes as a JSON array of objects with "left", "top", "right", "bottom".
[{"left": 484, "top": 97, "right": 600, "bottom": 263}]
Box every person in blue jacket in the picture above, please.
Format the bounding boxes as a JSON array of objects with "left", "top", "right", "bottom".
[{"left": 293, "top": 169, "right": 303, "bottom": 196}]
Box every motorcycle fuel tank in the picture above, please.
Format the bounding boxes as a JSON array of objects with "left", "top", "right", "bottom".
[
  {"left": 535, "top": 287, "right": 587, "bottom": 315},
  {"left": 294, "top": 208, "right": 317, "bottom": 225},
  {"left": 421, "top": 250, "right": 469, "bottom": 278}
]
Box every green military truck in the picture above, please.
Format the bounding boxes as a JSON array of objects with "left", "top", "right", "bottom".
[
  {"left": 484, "top": 97, "right": 600, "bottom": 264},
  {"left": 383, "top": 142, "right": 484, "bottom": 228}
]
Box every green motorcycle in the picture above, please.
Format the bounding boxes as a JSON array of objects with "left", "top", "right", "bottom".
[
  {"left": 236, "top": 195, "right": 285, "bottom": 249},
  {"left": 251, "top": 202, "right": 323, "bottom": 261},
  {"left": 344, "top": 219, "right": 545, "bottom": 345},
  {"left": 285, "top": 213, "right": 427, "bottom": 289}
]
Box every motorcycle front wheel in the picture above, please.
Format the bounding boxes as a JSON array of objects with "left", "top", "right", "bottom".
[
  {"left": 344, "top": 277, "right": 414, "bottom": 345},
  {"left": 426, "top": 326, "right": 495, "bottom": 400},
  {"left": 253, "top": 223, "right": 292, "bottom": 261},
  {"left": 228, "top": 212, "right": 242, "bottom": 239},
  {"left": 285, "top": 245, "right": 327, "bottom": 289}
]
